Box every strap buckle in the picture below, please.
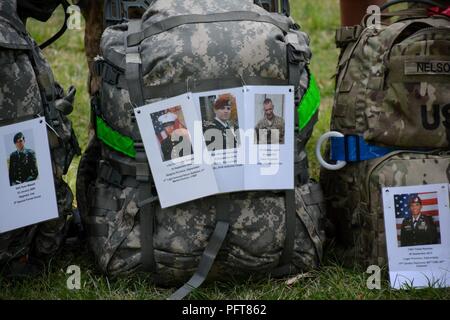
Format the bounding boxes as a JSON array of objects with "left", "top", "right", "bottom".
[
  {"left": 94, "top": 59, "right": 123, "bottom": 85},
  {"left": 93, "top": 58, "right": 104, "bottom": 77},
  {"left": 103, "top": 64, "right": 122, "bottom": 85},
  {"left": 104, "top": 0, "right": 152, "bottom": 28},
  {"left": 98, "top": 160, "right": 123, "bottom": 188},
  {"left": 335, "top": 25, "right": 363, "bottom": 48}
]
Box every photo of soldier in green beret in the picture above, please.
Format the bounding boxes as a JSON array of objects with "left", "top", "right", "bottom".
[{"left": 8, "top": 132, "right": 39, "bottom": 186}]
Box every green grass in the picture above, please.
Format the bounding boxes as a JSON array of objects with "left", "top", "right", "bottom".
[{"left": 2, "top": 0, "right": 450, "bottom": 300}]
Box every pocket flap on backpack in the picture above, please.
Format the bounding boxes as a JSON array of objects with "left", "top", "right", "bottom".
[
  {"left": 0, "top": 19, "right": 30, "bottom": 50},
  {"left": 339, "top": 79, "right": 354, "bottom": 93}
]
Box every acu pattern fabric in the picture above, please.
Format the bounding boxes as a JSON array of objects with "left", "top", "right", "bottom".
[
  {"left": 76, "top": 0, "right": 326, "bottom": 286},
  {"left": 0, "top": 0, "right": 80, "bottom": 269},
  {"left": 321, "top": 6, "right": 450, "bottom": 267}
]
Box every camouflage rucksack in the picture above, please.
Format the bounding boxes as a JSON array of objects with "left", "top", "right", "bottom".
[
  {"left": 0, "top": 0, "right": 80, "bottom": 274},
  {"left": 76, "top": 0, "right": 325, "bottom": 299},
  {"left": 320, "top": 0, "right": 450, "bottom": 268}
]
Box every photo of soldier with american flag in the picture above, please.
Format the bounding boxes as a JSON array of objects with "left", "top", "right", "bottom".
[{"left": 395, "top": 192, "right": 441, "bottom": 247}]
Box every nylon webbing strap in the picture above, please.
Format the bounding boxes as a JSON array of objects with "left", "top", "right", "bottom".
[
  {"left": 23, "top": 35, "right": 59, "bottom": 126},
  {"left": 86, "top": 224, "right": 109, "bottom": 238},
  {"left": 296, "top": 187, "right": 323, "bottom": 264},
  {"left": 139, "top": 183, "right": 157, "bottom": 272},
  {"left": 143, "top": 77, "right": 289, "bottom": 100},
  {"left": 127, "top": 11, "right": 291, "bottom": 46},
  {"left": 168, "top": 195, "right": 231, "bottom": 300},
  {"left": 126, "top": 20, "right": 145, "bottom": 107},
  {"left": 279, "top": 190, "right": 296, "bottom": 266},
  {"left": 286, "top": 32, "right": 302, "bottom": 98}
]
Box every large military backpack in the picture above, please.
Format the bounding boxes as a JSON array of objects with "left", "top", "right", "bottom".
[
  {"left": 76, "top": 0, "right": 325, "bottom": 299},
  {"left": 0, "top": 0, "right": 79, "bottom": 274},
  {"left": 320, "top": 0, "right": 450, "bottom": 268}
]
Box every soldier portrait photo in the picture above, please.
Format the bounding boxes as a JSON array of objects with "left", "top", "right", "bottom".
[
  {"left": 150, "top": 106, "right": 192, "bottom": 162},
  {"left": 254, "top": 95, "right": 285, "bottom": 144},
  {"left": 396, "top": 193, "right": 440, "bottom": 247},
  {"left": 6, "top": 131, "right": 39, "bottom": 186},
  {"left": 200, "top": 94, "right": 240, "bottom": 151}
]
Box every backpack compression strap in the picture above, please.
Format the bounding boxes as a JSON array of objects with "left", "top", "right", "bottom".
[
  {"left": 126, "top": 19, "right": 145, "bottom": 107},
  {"left": 168, "top": 194, "right": 231, "bottom": 300}
]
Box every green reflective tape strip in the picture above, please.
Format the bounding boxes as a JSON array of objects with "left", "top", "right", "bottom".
[
  {"left": 96, "top": 116, "right": 136, "bottom": 158},
  {"left": 298, "top": 72, "right": 321, "bottom": 130}
]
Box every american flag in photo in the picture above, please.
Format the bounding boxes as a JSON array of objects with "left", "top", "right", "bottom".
[
  {"left": 394, "top": 192, "right": 440, "bottom": 244},
  {"left": 150, "top": 110, "right": 169, "bottom": 142}
]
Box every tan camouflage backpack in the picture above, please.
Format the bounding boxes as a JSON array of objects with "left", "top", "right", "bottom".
[
  {"left": 76, "top": 0, "right": 325, "bottom": 299},
  {"left": 0, "top": 0, "right": 80, "bottom": 276},
  {"left": 320, "top": 0, "right": 450, "bottom": 268}
]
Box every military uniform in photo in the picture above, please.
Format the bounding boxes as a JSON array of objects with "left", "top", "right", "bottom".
[
  {"left": 203, "top": 118, "right": 239, "bottom": 151},
  {"left": 255, "top": 114, "right": 285, "bottom": 144},
  {"left": 400, "top": 214, "right": 439, "bottom": 247},
  {"left": 400, "top": 196, "right": 439, "bottom": 247},
  {"left": 159, "top": 113, "right": 191, "bottom": 161},
  {"left": 8, "top": 133, "right": 39, "bottom": 186}
]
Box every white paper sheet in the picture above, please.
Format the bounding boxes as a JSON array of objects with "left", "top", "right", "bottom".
[
  {"left": 0, "top": 117, "right": 59, "bottom": 233},
  {"left": 135, "top": 86, "right": 295, "bottom": 208},
  {"left": 193, "top": 87, "right": 245, "bottom": 193},
  {"left": 382, "top": 184, "right": 450, "bottom": 289},
  {"left": 134, "top": 93, "right": 219, "bottom": 208},
  {"left": 244, "top": 85, "right": 294, "bottom": 190}
]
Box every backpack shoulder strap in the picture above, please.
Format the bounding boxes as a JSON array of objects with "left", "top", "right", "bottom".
[{"left": 125, "top": 19, "right": 145, "bottom": 107}]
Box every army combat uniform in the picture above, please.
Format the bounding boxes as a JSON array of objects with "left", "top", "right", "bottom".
[
  {"left": 400, "top": 214, "right": 439, "bottom": 247},
  {"left": 0, "top": 0, "right": 79, "bottom": 275},
  {"left": 203, "top": 119, "right": 239, "bottom": 151},
  {"left": 9, "top": 148, "right": 39, "bottom": 186},
  {"left": 255, "top": 115, "right": 285, "bottom": 144}
]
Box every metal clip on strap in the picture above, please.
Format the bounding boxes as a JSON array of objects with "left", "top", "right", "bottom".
[{"left": 98, "top": 160, "right": 123, "bottom": 188}]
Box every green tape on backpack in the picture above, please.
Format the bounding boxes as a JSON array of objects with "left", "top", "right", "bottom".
[
  {"left": 96, "top": 116, "right": 136, "bottom": 158},
  {"left": 298, "top": 72, "right": 320, "bottom": 130}
]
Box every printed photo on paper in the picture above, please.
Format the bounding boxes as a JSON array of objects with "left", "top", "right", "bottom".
[
  {"left": 395, "top": 192, "right": 441, "bottom": 248},
  {"left": 194, "top": 88, "right": 245, "bottom": 193},
  {"left": 244, "top": 86, "right": 294, "bottom": 190},
  {"left": 0, "top": 117, "right": 58, "bottom": 233},
  {"left": 134, "top": 93, "right": 219, "bottom": 208},
  {"left": 150, "top": 106, "right": 193, "bottom": 162},
  {"left": 382, "top": 184, "right": 450, "bottom": 289},
  {"left": 199, "top": 93, "right": 240, "bottom": 151},
  {"left": 254, "top": 94, "right": 285, "bottom": 145},
  {"left": 4, "top": 130, "right": 39, "bottom": 186}
]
